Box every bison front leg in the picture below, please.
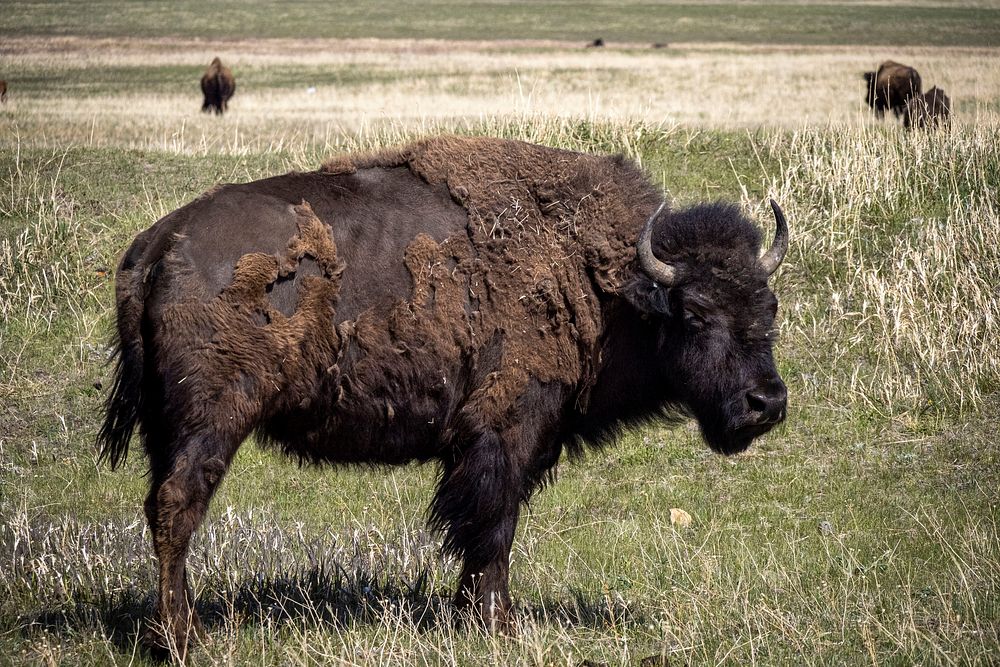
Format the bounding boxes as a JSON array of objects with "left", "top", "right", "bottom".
[{"left": 432, "top": 431, "right": 522, "bottom": 631}]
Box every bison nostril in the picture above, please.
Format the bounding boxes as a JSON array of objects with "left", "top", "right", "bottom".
[
  {"left": 745, "top": 384, "right": 787, "bottom": 424},
  {"left": 746, "top": 391, "right": 768, "bottom": 414}
]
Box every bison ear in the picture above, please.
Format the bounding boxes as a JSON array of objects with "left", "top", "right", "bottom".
[{"left": 623, "top": 276, "right": 674, "bottom": 315}]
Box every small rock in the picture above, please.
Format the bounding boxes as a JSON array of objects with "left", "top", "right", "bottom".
[
  {"left": 670, "top": 508, "right": 693, "bottom": 528},
  {"left": 818, "top": 520, "right": 834, "bottom": 535}
]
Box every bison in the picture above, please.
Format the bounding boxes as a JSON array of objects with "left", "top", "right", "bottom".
[
  {"left": 863, "top": 60, "right": 922, "bottom": 118},
  {"left": 200, "top": 57, "right": 235, "bottom": 115},
  {"left": 0, "top": 80, "right": 7, "bottom": 104},
  {"left": 98, "top": 136, "right": 789, "bottom": 658},
  {"left": 903, "top": 86, "right": 951, "bottom": 130}
]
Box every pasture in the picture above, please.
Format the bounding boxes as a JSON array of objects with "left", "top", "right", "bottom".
[{"left": 1, "top": 2, "right": 999, "bottom": 665}]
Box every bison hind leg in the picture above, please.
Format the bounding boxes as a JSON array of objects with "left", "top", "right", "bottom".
[{"left": 142, "top": 429, "right": 241, "bottom": 660}]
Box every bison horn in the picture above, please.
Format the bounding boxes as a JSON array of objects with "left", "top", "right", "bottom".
[
  {"left": 759, "top": 199, "right": 789, "bottom": 276},
  {"left": 637, "top": 202, "right": 678, "bottom": 287}
]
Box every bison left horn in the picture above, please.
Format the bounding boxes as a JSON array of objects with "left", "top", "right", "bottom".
[
  {"left": 759, "top": 199, "right": 789, "bottom": 276},
  {"left": 637, "top": 202, "right": 678, "bottom": 287}
]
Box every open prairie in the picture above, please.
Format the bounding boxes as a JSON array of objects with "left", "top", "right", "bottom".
[
  {"left": 3, "top": 35, "right": 1000, "bottom": 141},
  {"left": 1, "top": 2, "right": 999, "bottom": 666}
]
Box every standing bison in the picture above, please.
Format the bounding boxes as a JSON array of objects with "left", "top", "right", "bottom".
[
  {"left": 864, "top": 60, "right": 922, "bottom": 118},
  {"left": 904, "top": 86, "right": 952, "bottom": 129},
  {"left": 98, "top": 136, "right": 789, "bottom": 657},
  {"left": 200, "top": 57, "right": 235, "bottom": 115}
]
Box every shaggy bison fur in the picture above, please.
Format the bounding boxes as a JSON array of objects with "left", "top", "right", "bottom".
[
  {"left": 98, "top": 136, "right": 789, "bottom": 658},
  {"left": 200, "top": 57, "right": 235, "bottom": 115},
  {"left": 864, "top": 60, "right": 922, "bottom": 118},
  {"left": 904, "top": 86, "right": 951, "bottom": 130}
]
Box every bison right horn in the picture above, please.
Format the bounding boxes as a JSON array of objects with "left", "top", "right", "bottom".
[
  {"left": 637, "top": 202, "right": 678, "bottom": 287},
  {"left": 759, "top": 199, "right": 789, "bottom": 276}
]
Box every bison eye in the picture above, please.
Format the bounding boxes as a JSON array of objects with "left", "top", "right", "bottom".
[{"left": 683, "top": 308, "right": 707, "bottom": 331}]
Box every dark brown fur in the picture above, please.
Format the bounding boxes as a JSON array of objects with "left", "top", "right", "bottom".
[
  {"left": 200, "top": 57, "right": 235, "bottom": 115},
  {"left": 863, "top": 60, "right": 922, "bottom": 118},
  {"left": 0, "top": 80, "right": 7, "bottom": 104},
  {"left": 903, "top": 86, "right": 951, "bottom": 129},
  {"left": 99, "top": 136, "right": 788, "bottom": 659}
]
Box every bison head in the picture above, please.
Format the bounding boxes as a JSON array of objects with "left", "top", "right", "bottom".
[
  {"left": 626, "top": 200, "right": 789, "bottom": 455},
  {"left": 863, "top": 71, "right": 878, "bottom": 109}
]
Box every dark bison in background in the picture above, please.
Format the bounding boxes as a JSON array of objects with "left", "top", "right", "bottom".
[
  {"left": 904, "top": 86, "right": 952, "bottom": 129},
  {"left": 864, "top": 60, "right": 922, "bottom": 118},
  {"left": 200, "top": 57, "right": 235, "bottom": 115},
  {"left": 0, "top": 80, "right": 7, "bottom": 104},
  {"left": 98, "top": 136, "right": 789, "bottom": 658}
]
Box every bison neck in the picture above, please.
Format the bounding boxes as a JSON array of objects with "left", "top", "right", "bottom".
[{"left": 567, "top": 301, "right": 675, "bottom": 448}]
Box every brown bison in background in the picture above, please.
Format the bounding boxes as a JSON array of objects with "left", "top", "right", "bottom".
[
  {"left": 0, "top": 80, "right": 7, "bottom": 104},
  {"left": 904, "top": 86, "right": 952, "bottom": 129},
  {"left": 864, "top": 60, "right": 922, "bottom": 118},
  {"left": 200, "top": 57, "right": 235, "bottom": 115},
  {"left": 98, "top": 136, "right": 789, "bottom": 659}
]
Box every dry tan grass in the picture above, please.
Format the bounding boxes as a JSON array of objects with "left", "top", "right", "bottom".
[
  {"left": 2, "top": 36, "right": 999, "bottom": 151},
  {"left": 761, "top": 122, "right": 1000, "bottom": 413}
]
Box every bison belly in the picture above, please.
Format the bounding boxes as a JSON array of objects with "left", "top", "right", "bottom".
[{"left": 139, "top": 166, "right": 474, "bottom": 464}]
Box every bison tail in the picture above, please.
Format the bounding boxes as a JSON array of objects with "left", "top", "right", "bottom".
[{"left": 96, "top": 272, "right": 146, "bottom": 470}]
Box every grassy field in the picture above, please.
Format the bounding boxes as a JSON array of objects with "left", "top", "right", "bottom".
[
  {"left": 3, "top": 36, "right": 998, "bottom": 138},
  {"left": 2, "top": 2, "right": 1000, "bottom": 666},
  {"left": 4, "top": 0, "right": 1000, "bottom": 45}
]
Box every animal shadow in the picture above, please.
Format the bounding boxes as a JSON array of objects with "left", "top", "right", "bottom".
[{"left": 19, "top": 563, "right": 649, "bottom": 656}]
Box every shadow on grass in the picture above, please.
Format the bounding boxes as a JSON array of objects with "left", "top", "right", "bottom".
[
  {"left": 18, "top": 589, "right": 154, "bottom": 655},
  {"left": 18, "top": 562, "right": 647, "bottom": 654}
]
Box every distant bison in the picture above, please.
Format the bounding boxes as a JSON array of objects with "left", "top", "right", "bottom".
[
  {"left": 0, "top": 80, "right": 7, "bottom": 104},
  {"left": 200, "top": 57, "right": 235, "bottom": 115},
  {"left": 864, "top": 60, "right": 922, "bottom": 118},
  {"left": 904, "top": 86, "right": 951, "bottom": 129},
  {"left": 587, "top": 38, "right": 605, "bottom": 48},
  {"left": 99, "top": 136, "right": 789, "bottom": 658}
]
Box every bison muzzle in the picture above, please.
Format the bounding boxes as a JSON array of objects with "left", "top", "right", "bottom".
[{"left": 98, "top": 136, "right": 789, "bottom": 658}]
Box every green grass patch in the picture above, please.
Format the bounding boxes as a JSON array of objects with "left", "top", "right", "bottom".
[
  {"left": 1, "top": 117, "right": 998, "bottom": 664},
  {"left": 3, "top": 1, "right": 1000, "bottom": 46}
]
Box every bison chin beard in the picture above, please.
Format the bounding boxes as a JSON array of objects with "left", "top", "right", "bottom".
[{"left": 689, "top": 397, "right": 781, "bottom": 456}]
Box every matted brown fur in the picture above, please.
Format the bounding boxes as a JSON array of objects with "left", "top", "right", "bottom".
[
  {"left": 320, "top": 136, "right": 658, "bottom": 424},
  {"left": 150, "top": 202, "right": 347, "bottom": 440}
]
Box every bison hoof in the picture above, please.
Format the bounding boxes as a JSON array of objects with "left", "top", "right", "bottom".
[{"left": 142, "top": 613, "right": 205, "bottom": 662}]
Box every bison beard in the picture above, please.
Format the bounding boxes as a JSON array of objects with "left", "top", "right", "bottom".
[{"left": 98, "top": 136, "right": 788, "bottom": 658}]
